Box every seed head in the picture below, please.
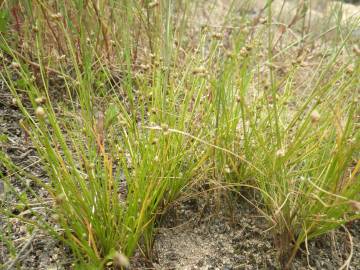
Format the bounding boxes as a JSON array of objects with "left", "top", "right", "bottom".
[
  {"left": 161, "top": 123, "right": 169, "bottom": 132},
  {"left": 245, "top": 44, "right": 253, "bottom": 51},
  {"left": 296, "top": 56, "right": 303, "bottom": 64},
  {"left": 11, "top": 98, "right": 18, "bottom": 107},
  {"left": 151, "top": 138, "right": 159, "bottom": 145},
  {"left": 226, "top": 50, "right": 234, "bottom": 58},
  {"left": 113, "top": 251, "right": 130, "bottom": 268},
  {"left": 154, "top": 60, "right": 160, "bottom": 67},
  {"left": 201, "top": 24, "right": 209, "bottom": 32},
  {"left": 55, "top": 193, "right": 66, "bottom": 205},
  {"left": 35, "top": 96, "right": 46, "bottom": 105},
  {"left": 35, "top": 106, "right": 46, "bottom": 118},
  {"left": 276, "top": 148, "right": 285, "bottom": 158},
  {"left": 259, "top": 17, "right": 267, "bottom": 24},
  {"left": 224, "top": 165, "right": 231, "bottom": 174},
  {"left": 148, "top": 0, "right": 159, "bottom": 8},
  {"left": 267, "top": 95, "right": 274, "bottom": 103},
  {"left": 140, "top": 64, "right": 150, "bottom": 71},
  {"left": 211, "top": 32, "right": 223, "bottom": 40},
  {"left": 241, "top": 27, "right": 250, "bottom": 35},
  {"left": 119, "top": 120, "right": 128, "bottom": 126},
  {"left": 57, "top": 54, "right": 66, "bottom": 61},
  {"left": 51, "top": 214, "right": 60, "bottom": 222},
  {"left": 310, "top": 110, "right": 320, "bottom": 123},
  {"left": 347, "top": 138, "right": 355, "bottom": 145},
  {"left": 192, "top": 66, "right": 207, "bottom": 75},
  {"left": 51, "top": 12, "right": 63, "bottom": 20},
  {"left": 32, "top": 25, "right": 39, "bottom": 33},
  {"left": 346, "top": 64, "right": 355, "bottom": 74},
  {"left": 239, "top": 47, "right": 249, "bottom": 57},
  {"left": 21, "top": 42, "right": 29, "bottom": 50},
  {"left": 353, "top": 45, "right": 360, "bottom": 56},
  {"left": 11, "top": 62, "right": 20, "bottom": 69},
  {"left": 350, "top": 200, "right": 360, "bottom": 212},
  {"left": 150, "top": 108, "right": 157, "bottom": 115}
]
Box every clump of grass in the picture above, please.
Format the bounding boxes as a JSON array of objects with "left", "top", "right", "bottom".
[
  {"left": 2, "top": 54, "right": 208, "bottom": 268},
  {"left": 224, "top": 6, "right": 360, "bottom": 267},
  {"left": 1, "top": 0, "right": 359, "bottom": 269},
  {"left": 1, "top": 0, "right": 220, "bottom": 267},
  {"left": 249, "top": 83, "right": 359, "bottom": 268}
]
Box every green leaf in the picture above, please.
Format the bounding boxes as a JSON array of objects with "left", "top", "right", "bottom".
[
  {"left": 0, "top": 10, "right": 9, "bottom": 33},
  {"left": 105, "top": 103, "right": 119, "bottom": 129},
  {"left": 0, "top": 133, "right": 8, "bottom": 143}
]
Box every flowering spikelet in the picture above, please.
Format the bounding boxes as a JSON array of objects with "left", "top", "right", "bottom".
[
  {"left": 57, "top": 54, "right": 66, "bottom": 61},
  {"left": 35, "top": 107, "right": 46, "bottom": 118},
  {"left": 35, "top": 96, "right": 46, "bottom": 105},
  {"left": 55, "top": 193, "right": 66, "bottom": 205},
  {"left": 11, "top": 62, "right": 20, "bottom": 69},
  {"left": 211, "top": 32, "right": 222, "bottom": 40},
  {"left": 346, "top": 64, "right": 355, "bottom": 74},
  {"left": 350, "top": 200, "right": 360, "bottom": 212},
  {"left": 276, "top": 149, "right": 285, "bottom": 158},
  {"left": 51, "top": 12, "right": 63, "bottom": 20},
  {"left": 353, "top": 45, "right": 360, "bottom": 56},
  {"left": 161, "top": 123, "right": 169, "bottom": 133},
  {"left": 113, "top": 251, "right": 130, "bottom": 268},
  {"left": 310, "top": 110, "right": 320, "bottom": 123},
  {"left": 192, "top": 66, "right": 207, "bottom": 75},
  {"left": 148, "top": 0, "right": 159, "bottom": 8},
  {"left": 11, "top": 98, "right": 18, "bottom": 107}
]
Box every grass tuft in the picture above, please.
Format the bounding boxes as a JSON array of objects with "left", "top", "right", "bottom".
[{"left": 1, "top": 0, "right": 359, "bottom": 269}]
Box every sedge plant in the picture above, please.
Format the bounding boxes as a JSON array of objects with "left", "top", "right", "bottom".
[
  {"left": 0, "top": 0, "right": 238, "bottom": 267},
  {"left": 1, "top": 0, "right": 359, "bottom": 269},
  {"left": 226, "top": 18, "right": 360, "bottom": 270}
]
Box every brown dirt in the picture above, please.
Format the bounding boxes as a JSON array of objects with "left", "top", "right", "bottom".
[
  {"left": 142, "top": 194, "right": 360, "bottom": 270},
  {"left": 0, "top": 88, "right": 71, "bottom": 270}
]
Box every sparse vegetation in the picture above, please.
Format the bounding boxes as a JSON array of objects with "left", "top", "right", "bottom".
[{"left": 0, "top": 0, "right": 359, "bottom": 269}]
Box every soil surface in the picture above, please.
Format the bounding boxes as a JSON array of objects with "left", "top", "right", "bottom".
[
  {"left": 0, "top": 88, "right": 71, "bottom": 270},
  {"left": 145, "top": 194, "right": 360, "bottom": 270}
]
